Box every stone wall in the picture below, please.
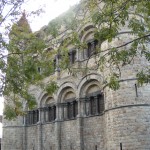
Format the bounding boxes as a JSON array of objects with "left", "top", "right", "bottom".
[
  {"left": 42, "top": 123, "right": 56, "bottom": 150},
  {"left": 83, "top": 116, "right": 104, "bottom": 150},
  {"left": 26, "top": 126, "right": 39, "bottom": 150},
  {"left": 2, "top": 127, "right": 23, "bottom": 150},
  {"left": 60, "top": 120, "right": 80, "bottom": 150},
  {"left": 104, "top": 106, "right": 150, "bottom": 150},
  {"left": 104, "top": 79, "right": 150, "bottom": 150}
]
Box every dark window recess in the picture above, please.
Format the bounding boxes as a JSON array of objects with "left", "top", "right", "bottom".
[
  {"left": 48, "top": 106, "right": 56, "bottom": 122},
  {"left": 73, "top": 101, "right": 78, "bottom": 118},
  {"left": 67, "top": 102, "right": 73, "bottom": 119},
  {"left": 63, "top": 100, "right": 78, "bottom": 120},
  {"left": 86, "top": 39, "right": 98, "bottom": 58},
  {"left": 97, "top": 94, "right": 104, "bottom": 114},
  {"left": 33, "top": 110, "right": 39, "bottom": 124},
  {"left": 90, "top": 96, "right": 97, "bottom": 115},
  {"left": 84, "top": 92, "right": 104, "bottom": 116},
  {"left": 44, "top": 105, "right": 56, "bottom": 122},
  {"left": 87, "top": 42, "right": 92, "bottom": 58},
  {"left": 25, "top": 110, "right": 39, "bottom": 125},
  {"left": 69, "top": 50, "right": 76, "bottom": 64}
]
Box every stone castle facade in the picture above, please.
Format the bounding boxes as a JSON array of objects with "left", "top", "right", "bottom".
[{"left": 2, "top": 2, "right": 150, "bottom": 150}]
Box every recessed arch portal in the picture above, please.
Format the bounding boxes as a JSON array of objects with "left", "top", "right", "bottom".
[
  {"left": 57, "top": 85, "right": 78, "bottom": 120},
  {"left": 78, "top": 74, "right": 104, "bottom": 116},
  {"left": 78, "top": 73, "right": 103, "bottom": 97},
  {"left": 45, "top": 97, "right": 55, "bottom": 106}
]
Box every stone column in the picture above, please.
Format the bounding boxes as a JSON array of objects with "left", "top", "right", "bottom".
[
  {"left": 83, "top": 99, "right": 86, "bottom": 116},
  {"left": 78, "top": 98, "right": 84, "bottom": 150},
  {"left": 23, "top": 116, "right": 27, "bottom": 150},
  {"left": 76, "top": 48, "right": 79, "bottom": 61},
  {"left": 55, "top": 103, "right": 62, "bottom": 150},
  {"left": 37, "top": 108, "right": 43, "bottom": 150},
  {"left": 64, "top": 103, "right": 68, "bottom": 120}
]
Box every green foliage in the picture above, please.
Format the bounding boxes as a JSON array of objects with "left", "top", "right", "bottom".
[
  {"left": 137, "top": 71, "right": 150, "bottom": 86},
  {"left": 3, "top": 105, "right": 17, "bottom": 120},
  {"left": 45, "top": 81, "right": 58, "bottom": 95},
  {"left": 2, "top": 13, "right": 46, "bottom": 118},
  {"left": 108, "top": 73, "right": 120, "bottom": 90}
]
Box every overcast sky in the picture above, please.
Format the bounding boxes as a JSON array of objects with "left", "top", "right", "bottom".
[{"left": 23, "top": 0, "right": 80, "bottom": 31}]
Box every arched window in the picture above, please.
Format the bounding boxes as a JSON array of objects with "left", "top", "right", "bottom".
[
  {"left": 61, "top": 90, "right": 78, "bottom": 120},
  {"left": 81, "top": 81, "right": 104, "bottom": 117},
  {"left": 42, "top": 97, "right": 56, "bottom": 123},
  {"left": 87, "top": 42, "right": 92, "bottom": 57},
  {"left": 33, "top": 110, "right": 39, "bottom": 124},
  {"left": 68, "top": 49, "right": 76, "bottom": 65},
  {"left": 66, "top": 100, "right": 78, "bottom": 119},
  {"left": 43, "top": 105, "right": 56, "bottom": 122},
  {"left": 90, "top": 96, "right": 97, "bottom": 115},
  {"left": 84, "top": 92, "right": 104, "bottom": 116},
  {"left": 86, "top": 39, "right": 98, "bottom": 58},
  {"left": 25, "top": 109, "right": 39, "bottom": 125}
]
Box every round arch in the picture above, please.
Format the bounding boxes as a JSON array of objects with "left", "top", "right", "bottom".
[
  {"left": 81, "top": 28, "right": 95, "bottom": 43},
  {"left": 78, "top": 73, "right": 103, "bottom": 97},
  {"left": 57, "top": 81, "right": 77, "bottom": 103},
  {"left": 77, "top": 23, "right": 95, "bottom": 42},
  {"left": 45, "top": 96, "right": 55, "bottom": 106},
  {"left": 38, "top": 92, "right": 49, "bottom": 107}
]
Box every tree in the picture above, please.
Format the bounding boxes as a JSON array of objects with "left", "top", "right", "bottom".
[
  {"left": 0, "top": 1, "right": 45, "bottom": 119},
  {"left": 2, "top": 0, "right": 150, "bottom": 119},
  {"left": 0, "top": 0, "right": 27, "bottom": 119}
]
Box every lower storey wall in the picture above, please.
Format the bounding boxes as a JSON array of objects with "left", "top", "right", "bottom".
[
  {"left": 60, "top": 119, "right": 80, "bottom": 150},
  {"left": 42, "top": 123, "right": 56, "bottom": 150},
  {"left": 2, "top": 127, "right": 23, "bottom": 150},
  {"left": 105, "top": 106, "right": 150, "bottom": 150},
  {"left": 26, "top": 125, "right": 39, "bottom": 150},
  {"left": 83, "top": 116, "right": 104, "bottom": 150}
]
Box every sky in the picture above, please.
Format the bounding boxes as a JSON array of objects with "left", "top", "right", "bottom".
[
  {"left": 23, "top": 0, "right": 80, "bottom": 31},
  {"left": 0, "top": 0, "right": 80, "bottom": 138}
]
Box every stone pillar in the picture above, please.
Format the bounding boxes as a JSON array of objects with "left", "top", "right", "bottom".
[
  {"left": 77, "top": 99, "right": 81, "bottom": 117},
  {"left": 55, "top": 103, "right": 62, "bottom": 150},
  {"left": 64, "top": 104, "right": 68, "bottom": 120},
  {"left": 77, "top": 98, "right": 84, "bottom": 150},
  {"left": 37, "top": 108, "right": 43, "bottom": 150},
  {"left": 23, "top": 116, "right": 27, "bottom": 150},
  {"left": 76, "top": 48, "right": 79, "bottom": 61},
  {"left": 83, "top": 99, "right": 86, "bottom": 116}
]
